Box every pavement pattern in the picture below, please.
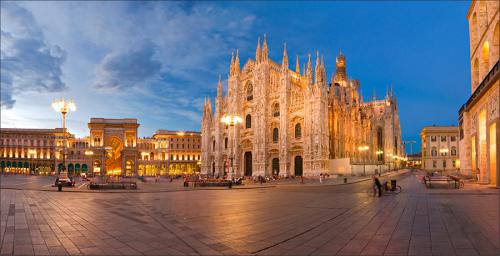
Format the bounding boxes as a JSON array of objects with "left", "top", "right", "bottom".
[{"left": 0, "top": 170, "right": 498, "bottom": 255}]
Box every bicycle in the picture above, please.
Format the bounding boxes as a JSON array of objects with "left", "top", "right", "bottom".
[
  {"left": 382, "top": 181, "right": 402, "bottom": 195},
  {"left": 366, "top": 182, "right": 402, "bottom": 197}
]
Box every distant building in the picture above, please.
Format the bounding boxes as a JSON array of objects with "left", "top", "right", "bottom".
[
  {"left": 421, "top": 126, "right": 460, "bottom": 172},
  {"left": 201, "top": 36, "right": 403, "bottom": 177},
  {"left": 0, "top": 128, "right": 74, "bottom": 175},
  {"left": 406, "top": 153, "right": 421, "bottom": 168},
  {"left": 459, "top": 1, "right": 499, "bottom": 186},
  {"left": 0, "top": 118, "right": 201, "bottom": 176}
]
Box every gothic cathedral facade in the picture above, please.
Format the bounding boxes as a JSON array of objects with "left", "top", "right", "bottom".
[{"left": 201, "top": 36, "right": 403, "bottom": 177}]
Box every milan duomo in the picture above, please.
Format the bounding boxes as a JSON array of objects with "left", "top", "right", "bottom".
[{"left": 201, "top": 36, "right": 403, "bottom": 177}]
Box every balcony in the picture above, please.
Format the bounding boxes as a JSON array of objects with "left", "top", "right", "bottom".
[{"left": 459, "top": 60, "right": 499, "bottom": 116}]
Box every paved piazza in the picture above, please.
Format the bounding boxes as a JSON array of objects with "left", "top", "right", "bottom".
[{"left": 1, "top": 171, "right": 498, "bottom": 256}]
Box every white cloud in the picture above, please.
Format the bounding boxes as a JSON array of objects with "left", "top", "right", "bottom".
[
  {"left": 1, "top": 1, "right": 257, "bottom": 135},
  {"left": 0, "top": 2, "right": 67, "bottom": 109}
]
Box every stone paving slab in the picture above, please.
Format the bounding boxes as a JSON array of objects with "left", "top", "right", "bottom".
[{"left": 1, "top": 170, "right": 498, "bottom": 255}]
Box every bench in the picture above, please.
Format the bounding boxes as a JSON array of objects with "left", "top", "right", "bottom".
[
  {"left": 424, "top": 176, "right": 462, "bottom": 189},
  {"left": 193, "top": 180, "right": 232, "bottom": 188},
  {"left": 449, "top": 175, "right": 464, "bottom": 189},
  {"left": 89, "top": 181, "right": 137, "bottom": 190}
]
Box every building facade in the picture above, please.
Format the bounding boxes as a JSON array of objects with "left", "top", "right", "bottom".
[
  {"left": 459, "top": 1, "right": 499, "bottom": 186},
  {"left": 421, "top": 126, "right": 460, "bottom": 172},
  {"left": 201, "top": 36, "right": 403, "bottom": 177},
  {"left": 0, "top": 119, "right": 201, "bottom": 176}
]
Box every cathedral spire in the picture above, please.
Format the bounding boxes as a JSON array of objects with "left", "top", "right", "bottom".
[
  {"left": 315, "top": 51, "right": 320, "bottom": 85},
  {"left": 307, "top": 53, "right": 312, "bottom": 85},
  {"left": 217, "top": 75, "right": 222, "bottom": 98},
  {"left": 256, "top": 37, "right": 261, "bottom": 63},
  {"left": 229, "top": 52, "right": 234, "bottom": 76},
  {"left": 385, "top": 85, "right": 389, "bottom": 100},
  {"left": 262, "top": 34, "right": 268, "bottom": 61},
  {"left": 207, "top": 97, "right": 212, "bottom": 114},
  {"left": 360, "top": 90, "right": 364, "bottom": 104},
  {"left": 321, "top": 55, "right": 326, "bottom": 87},
  {"left": 373, "top": 88, "right": 376, "bottom": 102},
  {"left": 296, "top": 55, "right": 300, "bottom": 74},
  {"left": 282, "top": 43, "right": 288, "bottom": 71},
  {"left": 234, "top": 49, "right": 240, "bottom": 75}
]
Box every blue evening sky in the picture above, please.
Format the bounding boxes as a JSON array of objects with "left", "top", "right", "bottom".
[{"left": 1, "top": 1, "right": 471, "bottom": 154}]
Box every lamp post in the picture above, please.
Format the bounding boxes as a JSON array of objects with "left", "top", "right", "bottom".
[
  {"left": 52, "top": 98, "right": 76, "bottom": 175},
  {"left": 439, "top": 148, "right": 448, "bottom": 173},
  {"left": 376, "top": 150, "right": 384, "bottom": 175},
  {"left": 221, "top": 114, "right": 242, "bottom": 180},
  {"left": 85, "top": 150, "right": 93, "bottom": 177},
  {"left": 386, "top": 153, "right": 393, "bottom": 171},
  {"left": 357, "top": 145, "right": 369, "bottom": 176}
]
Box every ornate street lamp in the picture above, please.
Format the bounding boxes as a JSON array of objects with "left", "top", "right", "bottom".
[
  {"left": 386, "top": 153, "right": 393, "bottom": 171},
  {"left": 221, "top": 114, "right": 242, "bottom": 180},
  {"left": 52, "top": 98, "right": 76, "bottom": 175},
  {"left": 376, "top": 150, "right": 384, "bottom": 175},
  {"left": 358, "top": 145, "right": 369, "bottom": 176}
]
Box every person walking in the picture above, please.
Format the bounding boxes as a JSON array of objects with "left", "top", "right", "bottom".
[
  {"left": 319, "top": 173, "right": 323, "bottom": 184},
  {"left": 476, "top": 168, "right": 480, "bottom": 182}
]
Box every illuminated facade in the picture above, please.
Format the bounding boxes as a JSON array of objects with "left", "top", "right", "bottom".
[
  {"left": 421, "top": 126, "right": 460, "bottom": 171},
  {"left": 459, "top": 1, "right": 499, "bottom": 186},
  {"left": 0, "top": 119, "right": 201, "bottom": 176},
  {"left": 0, "top": 128, "right": 72, "bottom": 175},
  {"left": 201, "top": 36, "right": 403, "bottom": 177}
]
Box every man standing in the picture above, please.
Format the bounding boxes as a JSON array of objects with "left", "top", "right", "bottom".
[{"left": 373, "top": 175, "right": 382, "bottom": 197}]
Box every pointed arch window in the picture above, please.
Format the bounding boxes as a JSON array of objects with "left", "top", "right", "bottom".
[
  {"left": 273, "top": 103, "right": 280, "bottom": 117},
  {"left": 246, "top": 83, "right": 253, "bottom": 101},
  {"left": 273, "top": 128, "right": 279, "bottom": 143},
  {"left": 295, "top": 123, "right": 302, "bottom": 139},
  {"left": 246, "top": 114, "right": 252, "bottom": 128}
]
